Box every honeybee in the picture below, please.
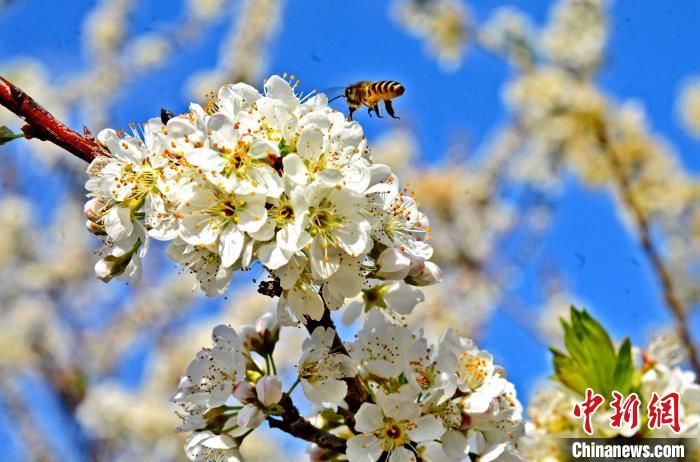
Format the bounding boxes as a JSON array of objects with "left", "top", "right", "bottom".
[{"left": 334, "top": 80, "right": 405, "bottom": 121}]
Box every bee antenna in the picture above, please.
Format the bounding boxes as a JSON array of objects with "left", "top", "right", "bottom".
[{"left": 328, "top": 95, "right": 346, "bottom": 103}]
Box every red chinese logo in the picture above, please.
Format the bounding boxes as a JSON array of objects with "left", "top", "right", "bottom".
[
  {"left": 647, "top": 391, "right": 681, "bottom": 433},
  {"left": 609, "top": 391, "right": 640, "bottom": 430},
  {"left": 573, "top": 388, "right": 604, "bottom": 435},
  {"left": 573, "top": 390, "right": 682, "bottom": 434}
]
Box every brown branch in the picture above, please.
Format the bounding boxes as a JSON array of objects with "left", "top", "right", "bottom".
[
  {"left": 267, "top": 394, "right": 347, "bottom": 453},
  {"left": 0, "top": 76, "right": 103, "bottom": 163},
  {"left": 599, "top": 128, "right": 700, "bottom": 378}
]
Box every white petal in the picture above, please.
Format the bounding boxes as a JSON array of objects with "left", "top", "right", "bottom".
[
  {"left": 442, "top": 430, "right": 468, "bottom": 459},
  {"left": 296, "top": 126, "right": 324, "bottom": 160},
  {"left": 389, "top": 447, "right": 416, "bottom": 462},
  {"left": 265, "top": 75, "right": 298, "bottom": 108},
  {"left": 236, "top": 202, "right": 267, "bottom": 233},
  {"left": 186, "top": 147, "right": 227, "bottom": 172},
  {"left": 104, "top": 206, "right": 133, "bottom": 241},
  {"left": 407, "top": 415, "right": 445, "bottom": 442},
  {"left": 287, "top": 285, "right": 324, "bottom": 321},
  {"left": 354, "top": 403, "right": 383, "bottom": 434},
  {"left": 302, "top": 379, "right": 348, "bottom": 407},
  {"left": 237, "top": 404, "right": 265, "bottom": 429},
  {"left": 257, "top": 242, "right": 291, "bottom": 270},
  {"left": 347, "top": 435, "right": 382, "bottom": 462},
  {"left": 310, "top": 239, "right": 341, "bottom": 280},
  {"left": 249, "top": 138, "right": 280, "bottom": 159},
  {"left": 335, "top": 220, "right": 371, "bottom": 257},
  {"left": 317, "top": 168, "right": 344, "bottom": 185},
  {"left": 282, "top": 153, "right": 309, "bottom": 185},
  {"left": 201, "top": 434, "right": 238, "bottom": 450},
  {"left": 219, "top": 226, "right": 245, "bottom": 267}
]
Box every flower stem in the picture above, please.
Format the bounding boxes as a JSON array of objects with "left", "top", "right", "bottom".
[{"left": 287, "top": 377, "right": 300, "bottom": 395}]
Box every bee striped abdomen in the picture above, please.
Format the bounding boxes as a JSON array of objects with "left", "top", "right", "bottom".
[{"left": 370, "top": 81, "right": 405, "bottom": 100}]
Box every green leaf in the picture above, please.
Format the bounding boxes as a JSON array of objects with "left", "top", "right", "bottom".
[
  {"left": 550, "top": 306, "right": 639, "bottom": 397},
  {"left": 0, "top": 125, "right": 24, "bottom": 145}
]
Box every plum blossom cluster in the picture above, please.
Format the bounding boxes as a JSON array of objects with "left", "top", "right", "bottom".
[
  {"left": 82, "top": 74, "right": 525, "bottom": 460},
  {"left": 83, "top": 75, "right": 440, "bottom": 322},
  {"left": 173, "top": 308, "right": 524, "bottom": 461}
]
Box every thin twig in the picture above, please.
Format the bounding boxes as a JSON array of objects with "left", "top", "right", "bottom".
[
  {"left": 0, "top": 76, "right": 103, "bottom": 163},
  {"left": 599, "top": 127, "right": 700, "bottom": 378}
]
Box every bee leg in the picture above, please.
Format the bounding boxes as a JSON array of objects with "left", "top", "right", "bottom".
[
  {"left": 374, "top": 104, "right": 383, "bottom": 118},
  {"left": 347, "top": 107, "right": 356, "bottom": 121},
  {"left": 384, "top": 100, "right": 400, "bottom": 119},
  {"left": 367, "top": 106, "right": 373, "bottom": 117}
]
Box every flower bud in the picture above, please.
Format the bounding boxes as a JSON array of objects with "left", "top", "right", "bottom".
[
  {"left": 255, "top": 375, "right": 283, "bottom": 407},
  {"left": 86, "top": 219, "right": 106, "bottom": 236},
  {"left": 375, "top": 247, "right": 412, "bottom": 279},
  {"left": 239, "top": 325, "right": 265, "bottom": 355},
  {"left": 256, "top": 313, "right": 279, "bottom": 353},
  {"left": 406, "top": 261, "right": 443, "bottom": 286},
  {"left": 84, "top": 197, "right": 105, "bottom": 222},
  {"left": 94, "top": 252, "right": 134, "bottom": 282},
  {"left": 232, "top": 382, "right": 256, "bottom": 404}
]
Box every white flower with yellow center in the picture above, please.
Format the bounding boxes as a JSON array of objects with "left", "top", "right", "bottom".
[
  {"left": 347, "top": 390, "right": 445, "bottom": 462},
  {"left": 369, "top": 176, "right": 433, "bottom": 260},
  {"left": 173, "top": 325, "right": 247, "bottom": 409},
  {"left": 256, "top": 187, "right": 312, "bottom": 270},
  {"left": 184, "top": 111, "right": 284, "bottom": 198},
  {"left": 348, "top": 309, "right": 413, "bottom": 379},
  {"left": 185, "top": 431, "right": 242, "bottom": 462},
  {"left": 282, "top": 109, "right": 371, "bottom": 193},
  {"left": 297, "top": 181, "right": 372, "bottom": 280},
  {"left": 298, "top": 327, "right": 357, "bottom": 408},
  {"left": 439, "top": 330, "right": 501, "bottom": 397},
  {"left": 167, "top": 238, "right": 237, "bottom": 296},
  {"left": 342, "top": 279, "right": 425, "bottom": 325},
  {"left": 86, "top": 120, "right": 171, "bottom": 241},
  {"left": 178, "top": 187, "right": 266, "bottom": 268}
]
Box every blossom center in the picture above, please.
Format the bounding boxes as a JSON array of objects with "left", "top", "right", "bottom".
[
  {"left": 376, "top": 419, "right": 412, "bottom": 451},
  {"left": 459, "top": 351, "right": 489, "bottom": 389},
  {"left": 309, "top": 200, "right": 342, "bottom": 239}
]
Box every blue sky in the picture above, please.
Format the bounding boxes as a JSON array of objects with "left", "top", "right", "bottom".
[{"left": 1, "top": 0, "right": 700, "bottom": 460}]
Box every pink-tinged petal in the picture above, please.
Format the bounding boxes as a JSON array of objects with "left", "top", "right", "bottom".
[{"left": 255, "top": 375, "right": 283, "bottom": 406}]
